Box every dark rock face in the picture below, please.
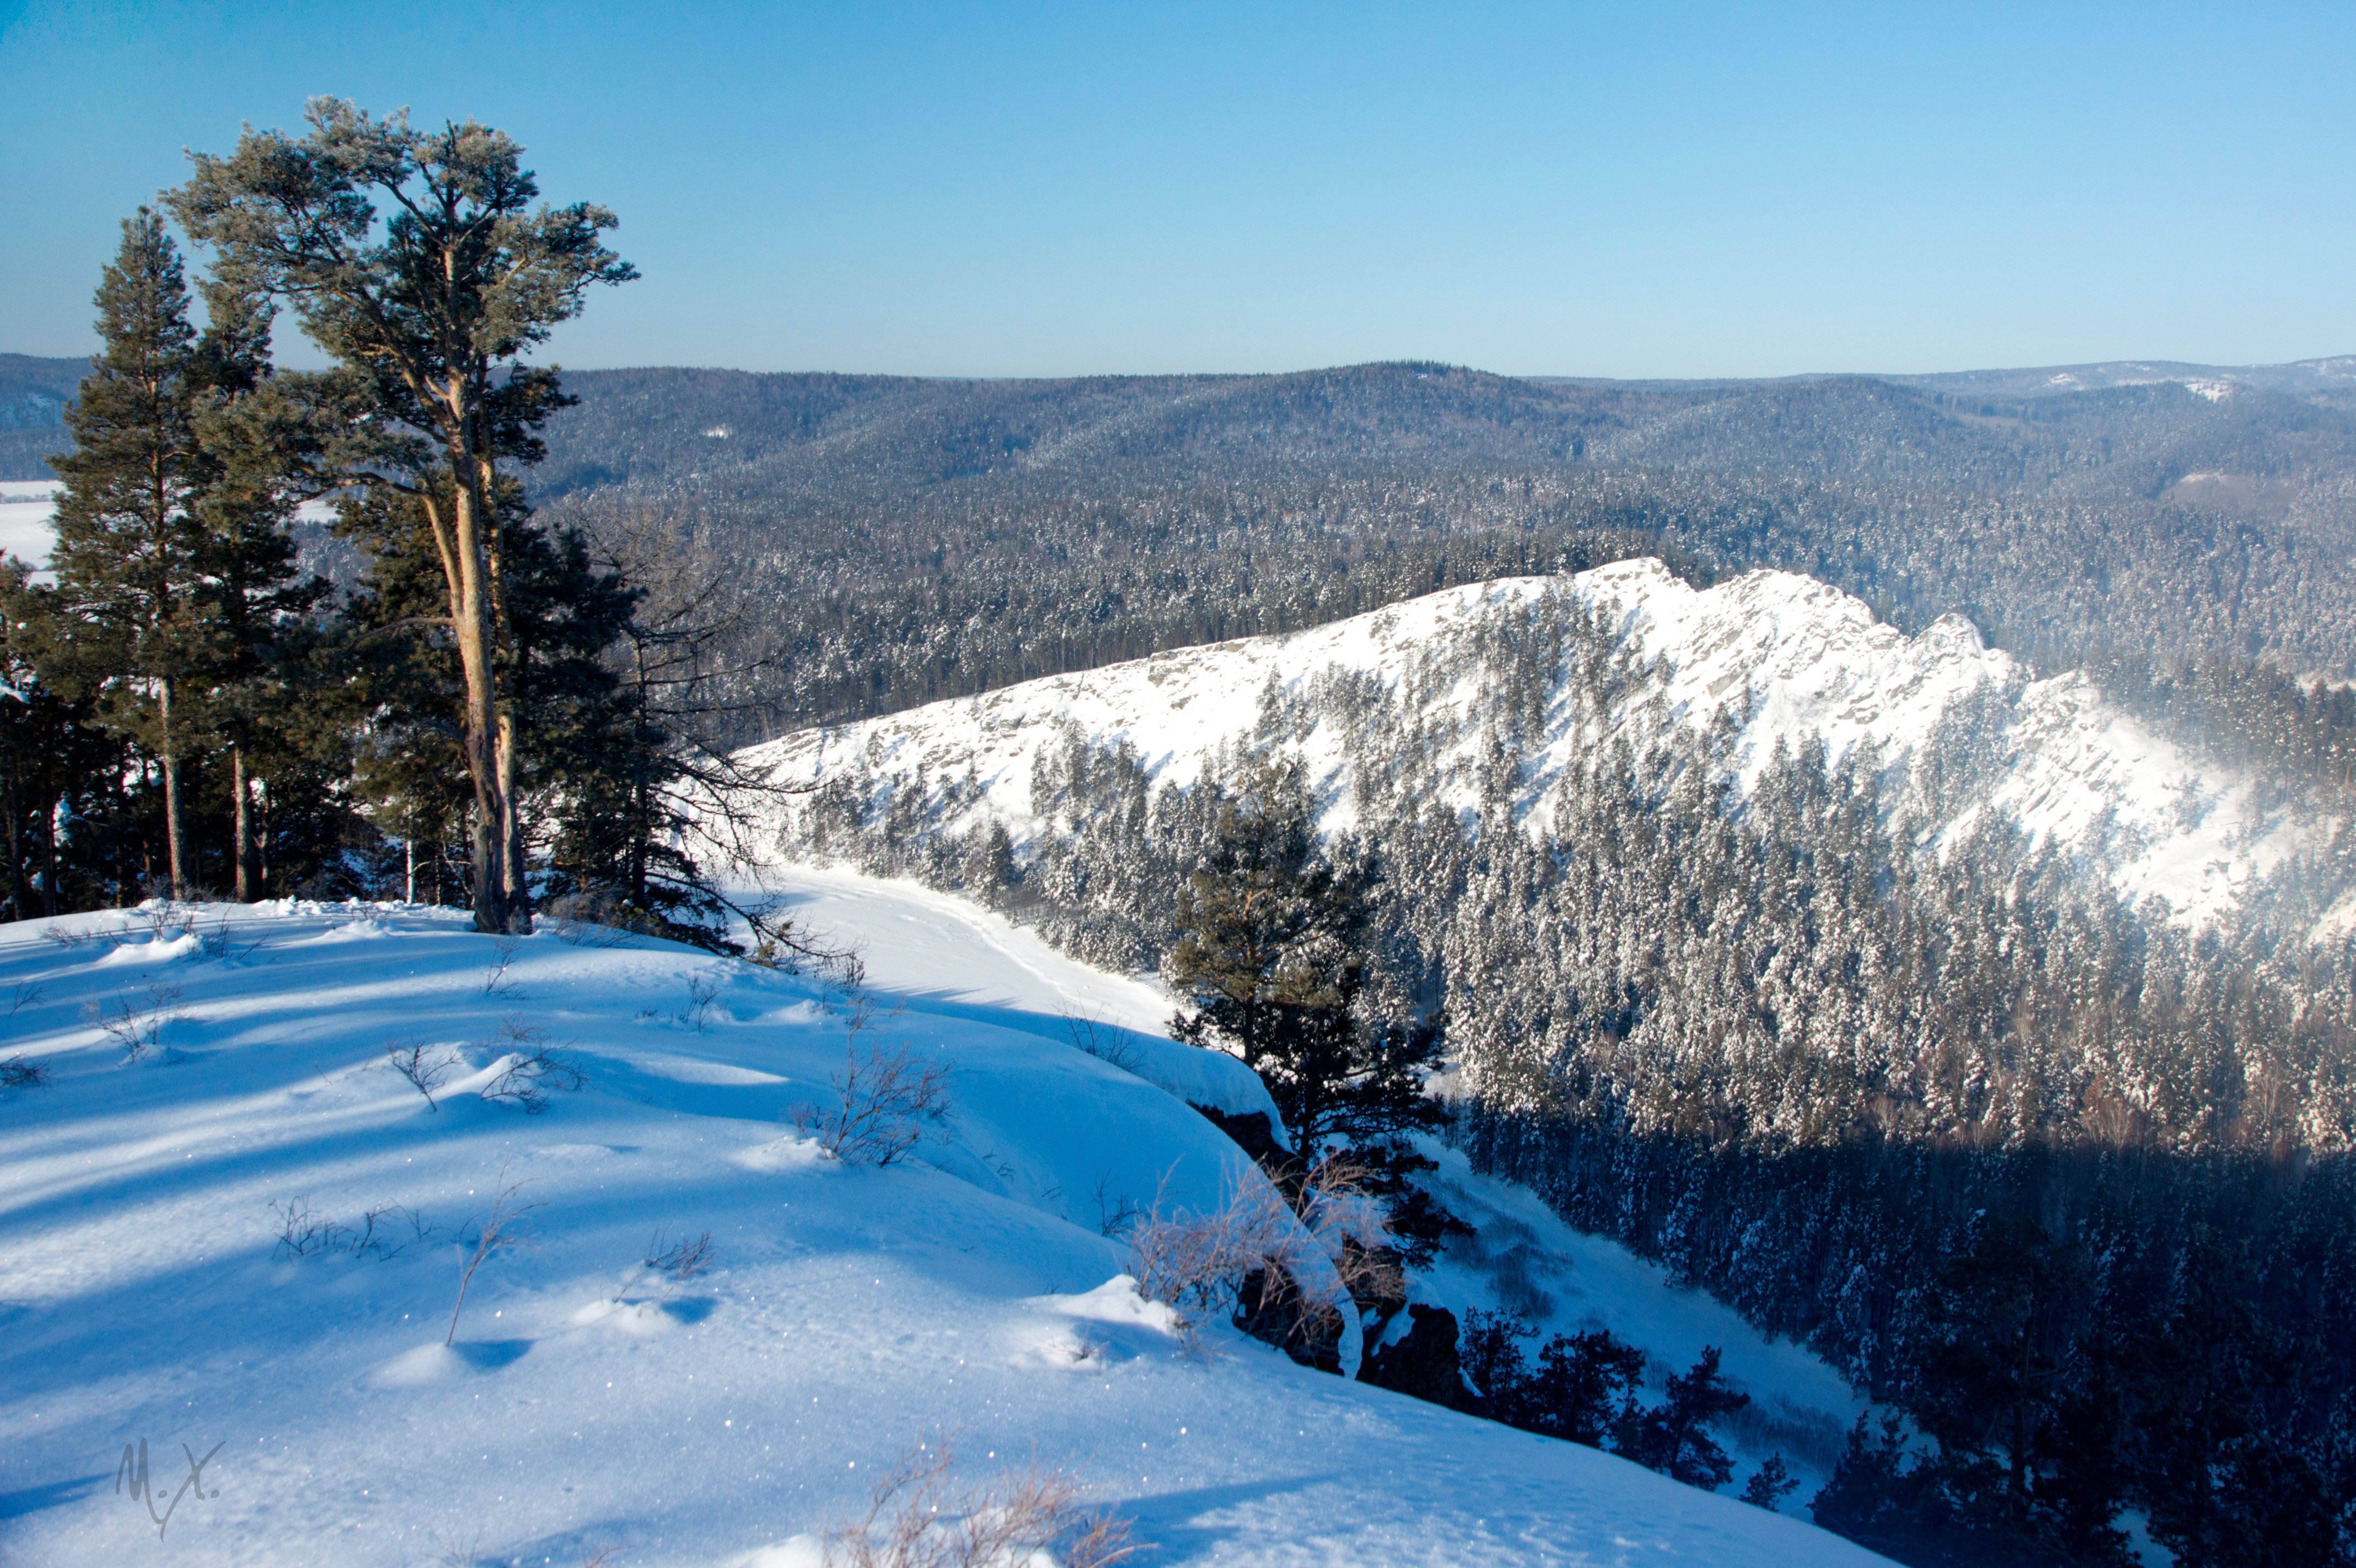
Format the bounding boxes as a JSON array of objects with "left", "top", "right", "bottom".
[
  {"left": 1191, "top": 1104, "right": 1288, "bottom": 1166},
  {"left": 1233, "top": 1266, "right": 1344, "bottom": 1374},
  {"left": 1360, "top": 1303, "right": 1470, "bottom": 1411}
]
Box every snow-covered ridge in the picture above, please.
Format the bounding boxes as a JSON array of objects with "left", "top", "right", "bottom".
[
  {"left": 744, "top": 558, "right": 2309, "bottom": 925},
  {"left": 0, "top": 890, "right": 1884, "bottom": 1565}
]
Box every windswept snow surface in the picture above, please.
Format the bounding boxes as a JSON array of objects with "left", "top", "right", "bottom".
[
  {"left": 0, "top": 898, "right": 1885, "bottom": 1566},
  {"left": 744, "top": 559, "right": 2307, "bottom": 925}
]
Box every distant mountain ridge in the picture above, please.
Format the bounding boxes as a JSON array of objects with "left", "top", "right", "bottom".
[{"left": 9, "top": 349, "right": 2356, "bottom": 494}]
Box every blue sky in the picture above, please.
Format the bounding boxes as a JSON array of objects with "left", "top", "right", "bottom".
[{"left": 3, "top": 1, "right": 2351, "bottom": 378}]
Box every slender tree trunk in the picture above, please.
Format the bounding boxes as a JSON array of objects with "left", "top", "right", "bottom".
[
  {"left": 39, "top": 788, "right": 60, "bottom": 917},
  {"left": 157, "top": 677, "right": 188, "bottom": 900},
  {"left": 440, "top": 478, "right": 511, "bottom": 935},
  {"left": 231, "top": 745, "right": 256, "bottom": 902},
  {"left": 3, "top": 765, "right": 27, "bottom": 922},
  {"left": 497, "top": 710, "right": 528, "bottom": 932}
]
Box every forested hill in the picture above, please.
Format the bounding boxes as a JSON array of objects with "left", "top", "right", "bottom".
[
  {"left": 0, "top": 353, "right": 82, "bottom": 477},
  {"left": 16, "top": 350, "right": 2356, "bottom": 745},
  {"left": 527, "top": 358, "right": 2356, "bottom": 510}
]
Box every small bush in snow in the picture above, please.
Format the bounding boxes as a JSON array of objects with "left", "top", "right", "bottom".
[
  {"left": 89, "top": 981, "right": 184, "bottom": 1062},
  {"left": 271, "top": 1197, "right": 434, "bottom": 1260},
  {"left": 480, "top": 934, "right": 524, "bottom": 995},
  {"left": 795, "top": 998, "right": 948, "bottom": 1166},
  {"left": 478, "top": 1018, "right": 586, "bottom": 1113},
  {"left": 7, "top": 980, "right": 43, "bottom": 1016},
  {"left": 0, "top": 1055, "right": 52, "bottom": 1091},
  {"left": 385, "top": 1043, "right": 458, "bottom": 1110},
  {"left": 1060, "top": 1009, "right": 1141, "bottom": 1074},
  {"left": 447, "top": 1175, "right": 541, "bottom": 1345},
  {"left": 826, "top": 1437, "right": 1141, "bottom": 1568},
  {"left": 675, "top": 970, "right": 724, "bottom": 1032},
  {"left": 196, "top": 916, "right": 265, "bottom": 963},
  {"left": 1123, "top": 1154, "right": 1393, "bottom": 1354},
  {"left": 131, "top": 898, "right": 198, "bottom": 942},
  {"left": 797, "top": 1040, "right": 950, "bottom": 1167},
  {"left": 646, "top": 1228, "right": 715, "bottom": 1282}
]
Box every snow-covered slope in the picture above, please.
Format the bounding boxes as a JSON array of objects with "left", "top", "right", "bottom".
[
  {"left": 744, "top": 559, "right": 2308, "bottom": 925},
  {"left": 0, "top": 893, "right": 1884, "bottom": 1566}
]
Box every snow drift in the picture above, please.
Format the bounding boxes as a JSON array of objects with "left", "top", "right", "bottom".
[{"left": 0, "top": 892, "right": 1885, "bottom": 1565}]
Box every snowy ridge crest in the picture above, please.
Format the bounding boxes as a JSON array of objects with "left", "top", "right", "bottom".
[{"left": 744, "top": 558, "right": 2311, "bottom": 926}]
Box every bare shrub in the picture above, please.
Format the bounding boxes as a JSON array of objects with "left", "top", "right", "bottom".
[
  {"left": 272, "top": 1195, "right": 331, "bottom": 1258},
  {"left": 646, "top": 1228, "right": 715, "bottom": 1282},
  {"left": 1, "top": 1055, "right": 51, "bottom": 1091},
  {"left": 675, "top": 970, "right": 724, "bottom": 1032},
  {"left": 385, "top": 1043, "right": 459, "bottom": 1110},
  {"left": 826, "top": 1438, "right": 1142, "bottom": 1568},
  {"left": 796, "top": 1038, "right": 950, "bottom": 1167},
  {"left": 1061, "top": 1010, "right": 1142, "bottom": 1074},
  {"left": 429, "top": 1526, "right": 485, "bottom": 1567},
  {"left": 1124, "top": 1155, "right": 1390, "bottom": 1352},
  {"left": 1091, "top": 1174, "right": 1145, "bottom": 1238},
  {"left": 7, "top": 980, "right": 44, "bottom": 1016},
  {"left": 196, "top": 916, "right": 265, "bottom": 963},
  {"left": 132, "top": 900, "right": 197, "bottom": 942},
  {"left": 272, "top": 1197, "right": 433, "bottom": 1261},
  {"left": 478, "top": 1018, "right": 586, "bottom": 1114},
  {"left": 89, "top": 981, "right": 185, "bottom": 1062},
  {"left": 448, "top": 1174, "right": 541, "bottom": 1344},
  {"left": 481, "top": 934, "right": 524, "bottom": 995}
]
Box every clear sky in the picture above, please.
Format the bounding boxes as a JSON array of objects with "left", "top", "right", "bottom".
[{"left": 3, "top": 1, "right": 2351, "bottom": 379}]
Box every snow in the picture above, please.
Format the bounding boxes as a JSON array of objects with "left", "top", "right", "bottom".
[
  {"left": 743, "top": 559, "right": 2313, "bottom": 927},
  {"left": 0, "top": 483, "right": 336, "bottom": 575},
  {"left": 0, "top": 896, "right": 1886, "bottom": 1565},
  {"left": 0, "top": 479, "right": 61, "bottom": 571}
]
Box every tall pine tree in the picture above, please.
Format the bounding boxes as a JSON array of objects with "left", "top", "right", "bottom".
[
  {"left": 172, "top": 100, "right": 635, "bottom": 932},
  {"left": 44, "top": 213, "right": 214, "bottom": 898}
]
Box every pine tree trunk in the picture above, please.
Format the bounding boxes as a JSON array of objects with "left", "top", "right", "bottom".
[
  {"left": 3, "top": 764, "right": 27, "bottom": 922},
  {"left": 443, "top": 478, "right": 512, "bottom": 935},
  {"left": 497, "top": 710, "right": 528, "bottom": 932},
  {"left": 39, "top": 787, "right": 59, "bottom": 917},
  {"left": 231, "top": 745, "right": 256, "bottom": 902},
  {"left": 157, "top": 677, "right": 188, "bottom": 901}
]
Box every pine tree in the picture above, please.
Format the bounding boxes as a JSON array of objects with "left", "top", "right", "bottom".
[
  {"left": 172, "top": 100, "right": 635, "bottom": 932},
  {"left": 1616, "top": 1347, "right": 1751, "bottom": 1489}
]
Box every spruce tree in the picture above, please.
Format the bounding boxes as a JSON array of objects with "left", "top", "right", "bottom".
[
  {"left": 44, "top": 212, "right": 214, "bottom": 898},
  {"left": 185, "top": 276, "right": 329, "bottom": 899}
]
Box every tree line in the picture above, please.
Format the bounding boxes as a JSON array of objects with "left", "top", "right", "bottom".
[{"left": 1, "top": 101, "right": 788, "bottom": 953}]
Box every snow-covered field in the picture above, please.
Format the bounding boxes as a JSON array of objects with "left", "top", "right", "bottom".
[
  {"left": 0, "top": 482, "right": 337, "bottom": 578},
  {"left": 0, "top": 479, "right": 61, "bottom": 570},
  {"left": 745, "top": 559, "right": 2311, "bottom": 925},
  {"left": 0, "top": 876, "right": 1885, "bottom": 1566}
]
